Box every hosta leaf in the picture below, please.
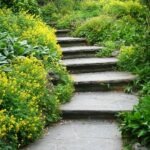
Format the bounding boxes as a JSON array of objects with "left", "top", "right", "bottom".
[
  {"left": 3, "top": 49, "right": 9, "bottom": 56},
  {"left": 138, "top": 130, "right": 147, "bottom": 137},
  {"left": 0, "top": 60, "right": 8, "bottom": 64},
  {"left": 2, "top": 67, "right": 12, "bottom": 72},
  {"left": 19, "top": 40, "right": 27, "bottom": 45},
  {"left": 0, "top": 55, "right": 7, "bottom": 61}
]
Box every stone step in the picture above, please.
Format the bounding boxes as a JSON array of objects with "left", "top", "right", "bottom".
[
  {"left": 72, "top": 71, "right": 137, "bottom": 91},
  {"left": 62, "top": 58, "right": 118, "bottom": 73},
  {"left": 23, "top": 119, "right": 122, "bottom": 150},
  {"left": 57, "top": 37, "right": 87, "bottom": 47},
  {"left": 56, "top": 29, "right": 70, "bottom": 37},
  {"left": 61, "top": 92, "right": 138, "bottom": 119},
  {"left": 62, "top": 46, "right": 103, "bottom": 59}
]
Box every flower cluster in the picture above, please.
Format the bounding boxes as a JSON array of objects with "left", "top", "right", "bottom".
[
  {"left": 0, "top": 9, "right": 62, "bottom": 57},
  {"left": 0, "top": 57, "right": 60, "bottom": 148},
  {"left": 0, "top": 7, "right": 74, "bottom": 149}
]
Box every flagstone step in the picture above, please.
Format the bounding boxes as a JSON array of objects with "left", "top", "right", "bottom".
[
  {"left": 56, "top": 29, "right": 70, "bottom": 37},
  {"left": 61, "top": 92, "right": 138, "bottom": 119},
  {"left": 72, "top": 71, "right": 137, "bottom": 91},
  {"left": 57, "top": 37, "right": 87, "bottom": 47},
  {"left": 62, "top": 46, "right": 102, "bottom": 59},
  {"left": 23, "top": 119, "right": 122, "bottom": 150},
  {"left": 62, "top": 57, "right": 118, "bottom": 73}
]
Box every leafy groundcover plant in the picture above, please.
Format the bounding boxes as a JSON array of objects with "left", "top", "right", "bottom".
[
  {"left": 39, "top": 0, "right": 103, "bottom": 28},
  {"left": 0, "top": 0, "right": 40, "bottom": 15},
  {"left": 0, "top": 8, "right": 74, "bottom": 104},
  {"left": 0, "top": 57, "right": 60, "bottom": 149},
  {"left": 0, "top": 7, "right": 74, "bottom": 149}
]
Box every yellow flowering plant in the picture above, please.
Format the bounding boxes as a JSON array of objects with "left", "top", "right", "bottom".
[
  {"left": 0, "top": 8, "right": 74, "bottom": 104},
  {"left": 0, "top": 8, "right": 62, "bottom": 58},
  {"left": 0, "top": 57, "right": 60, "bottom": 149},
  {"left": 0, "top": 7, "right": 74, "bottom": 149}
]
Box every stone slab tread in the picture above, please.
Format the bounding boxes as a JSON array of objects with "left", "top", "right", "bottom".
[
  {"left": 23, "top": 119, "right": 122, "bottom": 150},
  {"left": 72, "top": 71, "right": 137, "bottom": 84},
  {"left": 61, "top": 92, "right": 138, "bottom": 112},
  {"left": 62, "top": 57, "right": 118, "bottom": 66},
  {"left": 57, "top": 37, "right": 86, "bottom": 42},
  {"left": 62, "top": 46, "right": 103, "bottom": 53},
  {"left": 56, "top": 29, "right": 70, "bottom": 33}
]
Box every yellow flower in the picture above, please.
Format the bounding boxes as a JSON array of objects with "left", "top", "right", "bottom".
[{"left": 27, "top": 133, "right": 32, "bottom": 139}]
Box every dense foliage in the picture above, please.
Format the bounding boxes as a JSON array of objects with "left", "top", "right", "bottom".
[
  {"left": 40, "top": 0, "right": 150, "bottom": 148},
  {"left": 0, "top": 0, "right": 40, "bottom": 14},
  {"left": 119, "top": 95, "right": 150, "bottom": 147},
  {"left": 0, "top": 9, "right": 61, "bottom": 56},
  {"left": 0, "top": 2, "right": 74, "bottom": 149},
  {"left": 0, "top": 57, "right": 60, "bottom": 148}
]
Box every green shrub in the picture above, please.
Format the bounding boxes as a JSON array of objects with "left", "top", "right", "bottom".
[
  {"left": 79, "top": 0, "right": 102, "bottom": 16},
  {"left": 118, "top": 46, "right": 142, "bottom": 71},
  {"left": 103, "top": 0, "right": 145, "bottom": 18},
  {"left": 40, "top": 0, "right": 79, "bottom": 25},
  {"left": 37, "top": 0, "right": 50, "bottom": 6},
  {"left": 0, "top": 3, "right": 74, "bottom": 150},
  {"left": 119, "top": 94, "right": 150, "bottom": 147},
  {"left": 42, "top": 0, "right": 103, "bottom": 29},
  {"left": 0, "top": 33, "right": 74, "bottom": 105},
  {"left": 141, "top": 0, "right": 150, "bottom": 8},
  {"left": 41, "top": 3, "right": 58, "bottom": 24},
  {"left": 74, "top": 15, "right": 114, "bottom": 44},
  {"left": 0, "top": 9, "right": 61, "bottom": 58},
  {"left": 96, "top": 41, "right": 118, "bottom": 57},
  {"left": 0, "top": 57, "right": 60, "bottom": 149},
  {"left": 0, "top": 9, "right": 74, "bottom": 103},
  {"left": 103, "top": 0, "right": 128, "bottom": 17},
  {"left": 109, "top": 16, "right": 143, "bottom": 45},
  {"left": 117, "top": 7, "right": 150, "bottom": 146},
  {"left": 53, "top": 0, "right": 75, "bottom": 13},
  {"left": 0, "top": 0, "right": 40, "bottom": 14},
  {"left": 56, "top": 12, "right": 86, "bottom": 29},
  {"left": 75, "top": 14, "right": 145, "bottom": 59},
  {"left": 80, "top": 0, "right": 101, "bottom": 11}
]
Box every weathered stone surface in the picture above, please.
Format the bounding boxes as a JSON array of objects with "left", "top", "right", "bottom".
[
  {"left": 23, "top": 119, "right": 122, "bottom": 150},
  {"left": 56, "top": 29, "right": 70, "bottom": 37},
  {"left": 72, "top": 71, "right": 137, "bottom": 91},
  {"left": 62, "top": 57, "right": 118, "bottom": 66},
  {"left": 57, "top": 37, "right": 86, "bottom": 42},
  {"left": 57, "top": 37, "right": 87, "bottom": 47},
  {"left": 72, "top": 71, "right": 137, "bottom": 84},
  {"left": 62, "top": 46, "right": 103, "bottom": 59},
  {"left": 62, "top": 46, "right": 103, "bottom": 53},
  {"left": 62, "top": 58, "right": 118, "bottom": 73},
  {"left": 61, "top": 92, "right": 138, "bottom": 118},
  {"left": 56, "top": 29, "right": 70, "bottom": 33}
]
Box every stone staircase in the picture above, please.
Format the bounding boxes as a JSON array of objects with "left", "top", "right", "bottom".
[{"left": 25, "top": 30, "right": 138, "bottom": 150}]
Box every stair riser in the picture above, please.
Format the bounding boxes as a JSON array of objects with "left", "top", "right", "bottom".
[
  {"left": 56, "top": 32, "right": 69, "bottom": 37},
  {"left": 62, "top": 111, "right": 118, "bottom": 119},
  {"left": 58, "top": 41, "right": 87, "bottom": 47},
  {"left": 63, "top": 51, "right": 97, "bottom": 59},
  {"left": 74, "top": 81, "right": 133, "bottom": 92},
  {"left": 66, "top": 64, "right": 117, "bottom": 73}
]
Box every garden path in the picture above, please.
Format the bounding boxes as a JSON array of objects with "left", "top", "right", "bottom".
[{"left": 24, "top": 29, "right": 138, "bottom": 150}]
